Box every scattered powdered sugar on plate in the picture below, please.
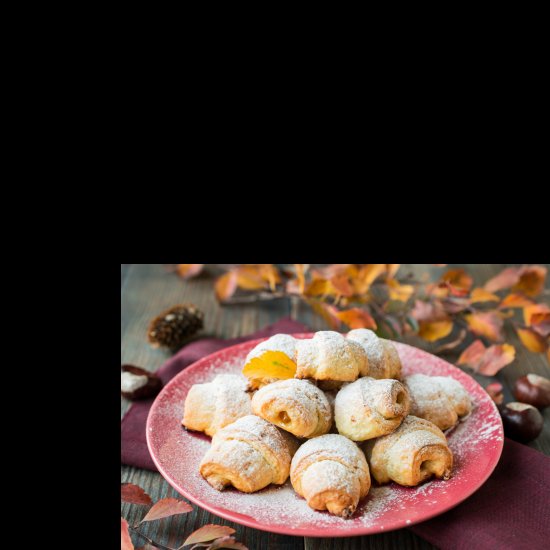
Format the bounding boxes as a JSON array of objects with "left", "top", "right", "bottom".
[{"left": 147, "top": 337, "right": 504, "bottom": 536}]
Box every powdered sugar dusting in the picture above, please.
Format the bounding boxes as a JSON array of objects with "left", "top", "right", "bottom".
[{"left": 147, "top": 337, "right": 504, "bottom": 536}]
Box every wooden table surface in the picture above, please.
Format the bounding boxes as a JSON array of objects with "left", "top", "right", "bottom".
[{"left": 121, "top": 264, "right": 550, "bottom": 550}]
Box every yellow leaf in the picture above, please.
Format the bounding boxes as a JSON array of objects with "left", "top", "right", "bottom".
[
  {"left": 517, "top": 327, "right": 548, "bottom": 353},
  {"left": 352, "top": 264, "right": 387, "bottom": 294},
  {"left": 418, "top": 320, "right": 453, "bottom": 341},
  {"left": 464, "top": 312, "right": 503, "bottom": 341},
  {"left": 236, "top": 266, "right": 267, "bottom": 290},
  {"left": 242, "top": 351, "right": 297, "bottom": 380},
  {"left": 335, "top": 308, "right": 377, "bottom": 329},
  {"left": 470, "top": 288, "right": 500, "bottom": 303},
  {"left": 386, "top": 264, "right": 401, "bottom": 279},
  {"left": 387, "top": 279, "right": 414, "bottom": 302},
  {"left": 215, "top": 271, "right": 237, "bottom": 301},
  {"left": 499, "top": 293, "right": 535, "bottom": 309},
  {"left": 259, "top": 264, "right": 281, "bottom": 291},
  {"left": 305, "top": 278, "right": 330, "bottom": 296}
]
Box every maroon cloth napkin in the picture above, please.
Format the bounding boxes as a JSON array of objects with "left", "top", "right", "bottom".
[
  {"left": 410, "top": 437, "right": 550, "bottom": 550},
  {"left": 121, "top": 317, "right": 309, "bottom": 471}
]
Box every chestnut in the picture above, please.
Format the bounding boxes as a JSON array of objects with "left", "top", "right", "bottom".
[
  {"left": 513, "top": 374, "right": 550, "bottom": 409},
  {"left": 499, "top": 402, "right": 543, "bottom": 443},
  {"left": 121, "top": 364, "right": 162, "bottom": 400}
]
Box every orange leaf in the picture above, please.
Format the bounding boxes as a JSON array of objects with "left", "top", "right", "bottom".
[
  {"left": 335, "top": 308, "right": 377, "bottom": 329},
  {"left": 352, "top": 264, "right": 387, "bottom": 294},
  {"left": 470, "top": 288, "right": 500, "bottom": 304},
  {"left": 236, "top": 266, "right": 267, "bottom": 290},
  {"left": 305, "top": 278, "right": 330, "bottom": 297},
  {"left": 330, "top": 273, "right": 353, "bottom": 297},
  {"left": 499, "top": 293, "right": 535, "bottom": 309},
  {"left": 259, "top": 264, "right": 281, "bottom": 291},
  {"left": 523, "top": 303, "right": 550, "bottom": 326},
  {"left": 418, "top": 320, "right": 453, "bottom": 342},
  {"left": 484, "top": 267, "right": 522, "bottom": 292},
  {"left": 182, "top": 525, "right": 236, "bottom": 547},
  {"left": 121, "top": 518, "right": 134, "bottom": 550},
  {"left": 464, "top": 311, "right": 504, "bottom": 341},
  {"left": 386, "top": 264, "right": 401, "bottom": 279},
  {"left": 215, "top": 271, "right": 237, "bottom": 301},
  {"left": 458, "top": 340, "right": 515, "bottom": 375},
  {"left": 512, "top": 265, "right": 547, "bottom": 297},
  {"left": 441, "top": 268, "right": 473, "bottom": 290},
  {"left": 517, "top": 327, "right": 548, "bottom": 353},
  {"left": 387, "top": 279, "right": 414, "bottom": 302},
  {"left": 307, "top": 299, "right": 341, "bottom": 330},
  {"left": 242, "top": 351, "right": 297, "bottom": 380},
  {"left": 121, "top": 483, "right": 152, "bottom": 505},
  {"left": 140, "top": 498, "right": 193, "bottom": 523},
  {"left": 176, "top": 264, "right": 204, "bottom": 279}
]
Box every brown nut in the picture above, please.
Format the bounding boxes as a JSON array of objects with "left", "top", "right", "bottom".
[
  {"left": 121, "top": 364, "right": 162, "bottom": 400},
  {"left": 513, "top": 374, "right": 550, "bottom": 409},
  {"left": 499, "top": 402, "right": 543, "bottom": 443}
]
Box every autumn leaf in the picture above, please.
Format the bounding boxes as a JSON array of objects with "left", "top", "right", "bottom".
[
  {"left": 386, "top": 264, "right": 401, "bottom": 279},
  {"left": 215, "top": 272, "right": 237, "bottom": 301},
  {"left": 484, "top": 267, "right": 522, "bottom": 292},
  {"left": 181, "top": 525, "right": 236, "bottom": 547},
  {"left": 458, "top": 340, "right": 515, "bottom": 375},
  {"left": 470, "top": 288, "right": 500, "bottom": 304},
  {"left": 305, "top": 278, "right": 330, "bottom": 297},
  {"left": 499, "top": 293, "right": 535, "bottom": 309},
  {"left": 307, "top": 300, "right": 341, "bottom": 330},
  {"left": 410, "top": 300, "right": 448, "bottom": 322},
  {"left": 207, "top": 536, "right": 248, "bottom": 549},
  {"left": 418, "top": 320, "right": 453, "bottom": 342},
  {"left": 140, "top": 498, "right": 193, "bottom": 524},
  {"left": 121, "top": 483, "right": 153, "bottom": 505},
  {"left": 387, "top": 279, "right": 414, "bottom": 302},
  {"left": 441, "top": 268, "right": 473, "bottom": 290},
  {"left": 177, "top": 264, "right": 204, "bottom": 279},
  {"left": 242, "top": 351, "right": 297, "bottom": 381},
  {"left": 516, "top": 327, "right": 548, "bottom": 353},
  {"left": 335, "top": 308, "right": 377, "bottom": 329},
  {"left": 351, "top": 264, "right": 387, "bottom": 294},
  {"left": 485, "top": 382, "right": 504, "bottom": 405},
  {"left": 512, "top": 265, "right": 547, "bottom": 297},
  {"left": 258, "top": 264, "right": 281, "bottom": 291},
  {"left": 236, "top": 266, "right": 267, "bottom": 290},
  {"left": 121, "top": 518, "right": 134, "bottom": 550},
  {"left": 523, "top": 303, "right": 550, "bottom": 326},
  {"left": 329, "top": 273, "right": 353, "bottom": 297},
  {"left": 425, "top": 282, "right": 450, "bottom": 299},
  {"left": 464, "top": 311, "right": 504, "bottom": 341}
]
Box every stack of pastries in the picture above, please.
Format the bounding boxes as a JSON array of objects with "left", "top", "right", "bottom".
[{"left": 182, "top": 330, "right": 472, "bottom": 518}]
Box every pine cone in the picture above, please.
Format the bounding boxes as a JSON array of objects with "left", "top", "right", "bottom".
[{"left": 148, "top": 304, "right": 204, "bottom": 350}]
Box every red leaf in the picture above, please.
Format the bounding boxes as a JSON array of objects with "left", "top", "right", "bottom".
[
  {"left": 181, "top": 525, "right": 235, "bottom": 547},
  {"left": 464, "top": 311, "right": 504, "bottom": 341},
  {"left": 484, "top": 267, "right": 522, "bottom": 292},
  {"left": 485, "top": 382, "right": 504, "bottom": 405},
  {"left": 121, "top": 483, "right": 153, "bottom": 505},
  {"left": 334, "top": 308, "right": 377, "bottom": 329},
  {"left": 215, "top": 272, "right": 237, "bottom": 302},
  {"left": 140, "top": 498, "right": 192, "bottom": 524},
  {"left": 458, "top": 340, "right": 515, "bottom": 375},
  {"left": 121, "top": 517, "right": 134, "bottom": 550},
  {"left": 177, "top": 264, "right": 204, "bottom": 279},
  {"left": 207, "top": 536, "right": 249, "bottom": 549}
]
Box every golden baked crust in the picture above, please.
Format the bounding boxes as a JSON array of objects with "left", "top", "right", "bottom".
[
  {"left": 334, "top": 377, "right": 410, "bottom": 441},
  {"left": 251, "top": 379, "right": 332, "bottom": 438},
  {"left": 291, "top": 434, "right": 371, "bottom": 518},
  {"left": 199, "top": 415, "right": 299, "bottom": 493},
  {"left": 404, "top": 374, "right": 472, "bottom": 431},
  {"left": 346, "top": 329, "right": 402, "bottom": 379},
  {"left": 182, "top": 374, "right": 252, "bottom": 436},
  {"left": 295, "top": 331, "right": 367, "bottom": 382},
  {"left": 364, "top": 415, "right": 453, "bottom": 486}
]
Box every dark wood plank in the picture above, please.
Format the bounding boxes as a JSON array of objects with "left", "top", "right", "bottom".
[{"left": 122, "top": 263, "right": 549, "bottom": 550}]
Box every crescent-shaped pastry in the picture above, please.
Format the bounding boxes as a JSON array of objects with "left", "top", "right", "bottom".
[
  {"left": 251, "top": 379, "right": 332, "bottom": 438},
  {"left": 334, "top": 376, "right": 410, "bottom": 441},
  {"left": 244, "top": 334, "right": 298, "bottom": 389},
  {"left": 404, "top": 374, "right": 472, "bottom": 430},
  {"left": 346, "top": 329, "right": 402, "bottom": 379},
  {"left": 182, "top": 374, "right": 252, "bottom": 436},
  {"left": 291, "top": 434, "right": 370, "bottom": 518},
  {"left": 199, "top": 415, "right": 299, "bottom": 492},
  {"left": 295, "top": 331, "right": 368, "bottom": 382},
  {"left": 363, "top": 415, "right": 453, "bottom": 486}
]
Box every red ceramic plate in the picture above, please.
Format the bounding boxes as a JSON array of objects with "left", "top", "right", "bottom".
[{"left": 147, "top": 334, "right": 503, "bottom": 538}]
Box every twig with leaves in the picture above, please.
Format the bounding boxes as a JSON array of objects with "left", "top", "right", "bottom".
[
  {"left": 175, "top": 264, "right": 549, "bottom": 376},
  {"left": 121, "top": 483, "right": 247, "bottom": 550}
]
